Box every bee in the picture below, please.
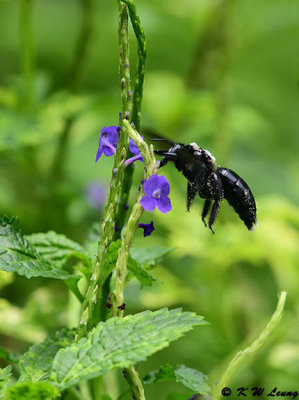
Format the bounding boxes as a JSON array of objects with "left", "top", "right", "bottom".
[{"left": 153, "top": 139, "right": 257, "bottom": 234}]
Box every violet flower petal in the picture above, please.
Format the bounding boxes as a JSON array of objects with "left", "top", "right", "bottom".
[
  {"left": 140, "top": 195, "right": 156, "bottom": 212},
  {"left": 157, "top": 196, "right": 172, "bottom": 213},
  {"left": 143, "top": 174, "right": 161, "bottom": 196}
]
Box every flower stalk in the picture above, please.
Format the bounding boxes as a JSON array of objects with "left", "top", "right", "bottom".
[
  {"left": 76, "top": 2, "right": 133, "bottom": 340},
  {"left": 114, "top": 0, "right": 147, "bottom": 237},
  {"left": 111, "top": 120, "right": 157, "bottom": 400},
  {"left": 112, "top": 124, "right": 157, "bottom": 317}
]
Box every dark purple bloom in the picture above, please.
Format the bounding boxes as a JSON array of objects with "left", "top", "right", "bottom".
[
  {"left": 95, "top": 126, "right": 119, "bottom": 162},
  {"left": 140, "top": 174, "right": 172, "bottom": 214},
  {"left": 125, "top": 136, "right": 144, "bottom": 166},
  {"left": 138, "top": 221, "right": 155, "bottom": 237},
  {"left": 86, "top": 182, "right": 107, "bottom": 210},
  {"left": 124, "top": 203, "right": 129, "bottom": 211}
]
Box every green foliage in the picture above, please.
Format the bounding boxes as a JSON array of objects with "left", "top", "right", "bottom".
[
  {"left": 50, "top": 309, "right": 207, "bottom": 390},
  {"left": 0, "top": 216, "right": 83, "bottom": 301},
  {"left": 6, "top": 382, "right": 58, "bottom": 400},
  {"left": 19, "top": 328, "right": 76, "bottom": 382},
  {"left": 143, "top": 364, "right": 210, "bottom": 395},
  {"left": 0, "top": 366, "right": 12, "bottom": 400},
  {"left": 26, "top": 231, "right": 91, "bottom": 268}
]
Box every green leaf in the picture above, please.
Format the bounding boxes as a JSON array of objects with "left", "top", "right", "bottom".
[
  {"left": 0, "top": 366, "right": 12, "bottom": 400},
  {"left": 26, "top": 231, "right": 91, "bottom": 268},
  {"left": 127, "top": 257, "right": 157, "bottom": 287},
  {"left": 0, "top": 217, "right": 82, "bottom": 301},
  {"left": 143, "top": 364, "right": 210, "bottom": 395},
  {"left": 19, "top": 329, "right": 76, "bottom": 382},
  {"left": 50, "top": 308, "right": 207, "bottom": 390},
  {"left": 130, "top": 245, "right": 174, "bottom": 267},
  {"left": 174, "top": 365, "right": 210, "bottom": 395},
  {"left": 6, "top": 382, "right": 58, "bottom": 400}
]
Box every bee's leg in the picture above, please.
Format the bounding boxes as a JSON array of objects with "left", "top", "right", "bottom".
[
  {"left": 208, "top": 200, "right": 220, "bottom": 234},
  {"left": 187, "top": 182, "right": 198, "bottom": 211},
  {"left": 201, "top": 199, "right": 211, "bottom": 227}
]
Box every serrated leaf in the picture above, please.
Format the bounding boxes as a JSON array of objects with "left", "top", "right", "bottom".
[
  {"left": 0, "top": 217, "right": 82, "bottom": 301},
  {"left": 130, "top": 245, "right": 174, "bottom": 267},
  {"left": 26, "top": 231, "right": 91, "bottom": 268},
  {"left": 6, "top": 382, "right": 58, "bottom": 400},
  {"left": 143, "top": 364, "right": 210, "bottom": 395},
  {"left": 50, "top": 308, "right": 207, "bottom": 390},
  {"left": 0, "top": 366, "right": 12, "bottom": 400},
  {"left": 19, "top": 329, "right": 76, "bottom": 382}
]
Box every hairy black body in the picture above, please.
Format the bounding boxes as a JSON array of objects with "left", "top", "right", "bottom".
[{"left": 154, "top": 141, "right": 257, "bottom": 234}]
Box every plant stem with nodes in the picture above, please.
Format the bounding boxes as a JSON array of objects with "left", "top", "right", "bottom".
[
  {"left": 112, "top": 120, "right": 157, "bottom": 400},
  {"left": 114, "top": 0, "right": 147, "bottom": 238},
  {"left": 76, "top": 1, "right": 133, "bottom": 340}
]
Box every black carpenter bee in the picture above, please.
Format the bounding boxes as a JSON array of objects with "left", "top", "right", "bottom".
[{"left": 153, "top": 139, "right": 257, "bottom": 234}]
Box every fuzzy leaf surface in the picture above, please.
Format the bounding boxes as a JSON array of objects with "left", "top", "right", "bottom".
[
  {"left": 26, "top": 231, "right": 90, "bottom": 268},
  {"left": 50, "top": 308, "right": 207, "bottom": 390},
  {"left": 19, "top": 329, "right": 76, "bottom": 382}
]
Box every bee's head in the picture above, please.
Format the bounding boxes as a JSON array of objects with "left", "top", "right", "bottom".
[{"left": 151, "top": 139, "right": 184, "bottom": 167}]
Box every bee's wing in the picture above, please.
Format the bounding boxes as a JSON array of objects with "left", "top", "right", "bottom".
[{"left": 217, "top": 167, "right": 257, "bottom": 230}]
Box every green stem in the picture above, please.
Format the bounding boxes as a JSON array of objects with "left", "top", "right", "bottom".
[
  {"left": 114, "top": 0, "right": 146, "bottom": 237},
  {"left": 111, "top": 121, "right": 157, "bottom": 400},
  {"left": 121, "top": 0, "right": 146, "bottom": 131},
  {"left": 112, "top": 121, "right": 156, "bottom": 316},
  {"left": 124, "top": 367, "right": 146, "bottom": 400},
  {"left": 20, "top": 0, "right": 34, "bottom": 110},
  {"left": 76, "top": 1, "right": 133, "bottom": 340},
  {"left": 211, "top": 291, "right": 287, "bottom": 400}
]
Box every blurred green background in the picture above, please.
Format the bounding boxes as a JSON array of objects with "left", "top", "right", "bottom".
[{"left": 0, "top": 0, "right": 299, "bottom": 398}]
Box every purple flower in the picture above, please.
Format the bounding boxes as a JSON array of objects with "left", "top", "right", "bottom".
[
  {"left": 95, "top": 126, "right": 120, "bottom": 162},
  {"left": 86, "top": 182, "right": 107, "bottom": 210},
  {"left": 138, "top": 221, "right": 155, "bottom": 237},
  {"left": 125, "top": 136, "right": 144, "bottom": 166},
  {"left": 140, "top": 174, "right": 172, "bottom": 214}
]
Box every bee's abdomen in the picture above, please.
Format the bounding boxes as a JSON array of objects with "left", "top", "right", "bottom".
[{"left": 217, "top": 167, "right": 257, "bottom": 230}]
